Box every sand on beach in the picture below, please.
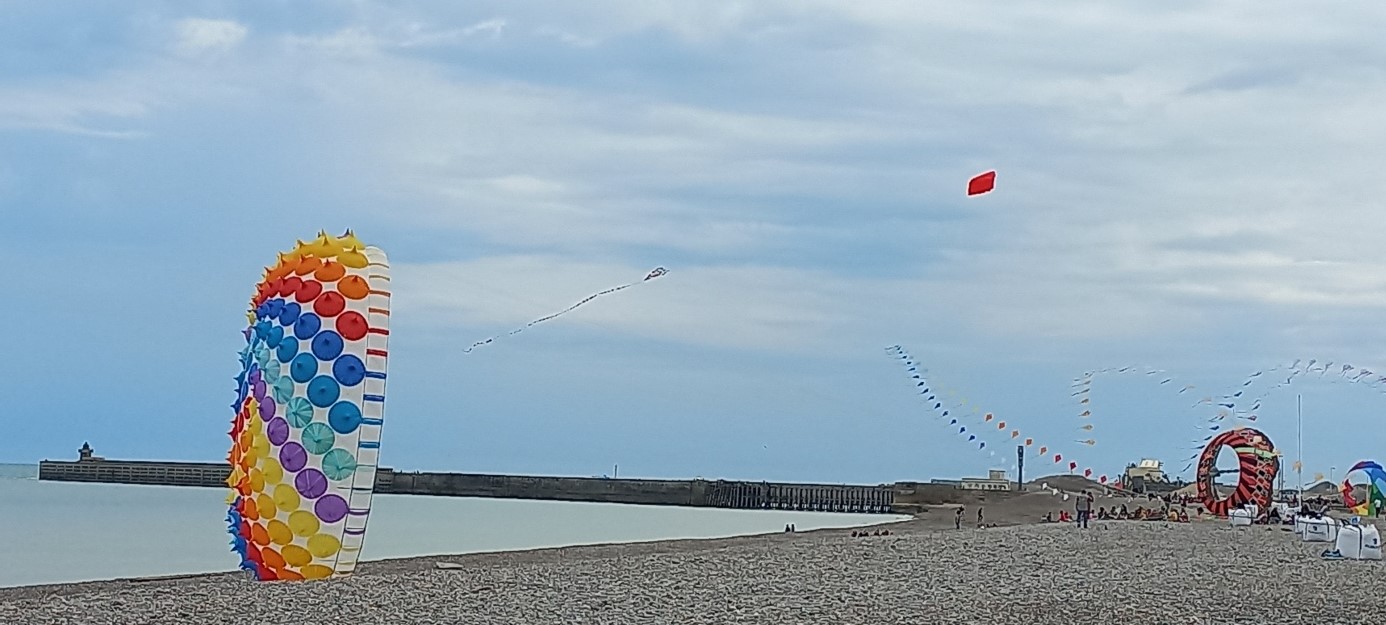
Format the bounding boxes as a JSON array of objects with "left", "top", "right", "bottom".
[{"left": 3, "top": 505, "right": 1382, "bottom": 625}]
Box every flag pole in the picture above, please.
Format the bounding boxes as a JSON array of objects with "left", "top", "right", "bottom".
[{"left": 1297, "top": 394, "right": 1304, "bottom": 501}]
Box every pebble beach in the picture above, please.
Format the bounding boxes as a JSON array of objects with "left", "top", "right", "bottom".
[{"left": 3, "top": 518, "right": 1382, "bottom": 625}]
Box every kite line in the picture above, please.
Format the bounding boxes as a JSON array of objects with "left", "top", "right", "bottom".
[{"left": 463, "top": 267, "right": 669, "bottom": 353}]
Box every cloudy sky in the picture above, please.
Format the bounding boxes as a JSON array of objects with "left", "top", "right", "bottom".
[{"left": 4, "top": 1, "right": 1385, "bottom": 485}]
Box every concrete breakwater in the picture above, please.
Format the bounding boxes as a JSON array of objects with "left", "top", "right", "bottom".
[{"left": 37, "top": 457, "right": 973, "bottom": 514}]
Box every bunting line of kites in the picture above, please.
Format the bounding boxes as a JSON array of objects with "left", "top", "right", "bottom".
[
  {"left": 1076, "top": 358, "right": 1386, "bottom": 483},
  {"left": 894, "top": 349, "right": 1386, "bottom": 492},
  {"left": 887, "top": 346, "right": 1111, "bottom": 485},
  {"left": 1068, "top": 366, "right": 1201, "bottom": 473},
  {"left": 887, "top": 347, "right": 988, "bottom": 452}
]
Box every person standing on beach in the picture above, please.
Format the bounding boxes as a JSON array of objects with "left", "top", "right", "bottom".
[
  {"left": 1075, "top": 490, "right": 1094, "bottom": 528},
  {"left": 976, "top": 507, "right": 984, "bottom": 528},
  {"left": 955, "top": 507, "right": 964, "bottom": 529}
]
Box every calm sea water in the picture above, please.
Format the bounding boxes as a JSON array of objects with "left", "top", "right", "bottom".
[{"left": 0, "top": 464, "right": 901, "bottom": 588}]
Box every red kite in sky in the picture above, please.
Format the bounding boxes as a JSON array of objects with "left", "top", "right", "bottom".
[{"left": 967, "top": 170, "right": 996, "bottom": 196}]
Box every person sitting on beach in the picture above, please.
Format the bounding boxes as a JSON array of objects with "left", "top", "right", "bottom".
[
  {"left": 1119, "top": 504, "right": 1129, "bottom": 519},
  {"left": 1166, "top": 508, "right": 1179, "bottom": 522},
  {"left": 1177, "top": 509, "right": 1190, "bottom": 523},
  {"left": 1097, "top": 506, "right": 1108, "bottom": 520},
  {"left": 1043, "top": 511, "right": 1054, "bottom": 523},
  {"left": 1058, "top": 510, "right": 1071, "bottom": 523}
]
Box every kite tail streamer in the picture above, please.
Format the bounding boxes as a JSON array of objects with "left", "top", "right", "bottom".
[{"left": 464, "top": 267, "right": 668, "bottom": 353}]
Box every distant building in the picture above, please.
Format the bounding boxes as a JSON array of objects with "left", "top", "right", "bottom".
[
  {"left": 1128, "top": 459, "right": 1165, "bottom": 480},
  {"left": 959, "top": 469, "right": 1013, "bottom": 491},
  {"left": 1124, "top": 459, "right": 1165, "bottom": 490},
  {"left": 1123, "top": 459, "right": 1193, "bottom": 494}
]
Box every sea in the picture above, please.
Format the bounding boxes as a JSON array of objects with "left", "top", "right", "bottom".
[{"left": 0, "top": 463, "right": 902, "bottom": 588}]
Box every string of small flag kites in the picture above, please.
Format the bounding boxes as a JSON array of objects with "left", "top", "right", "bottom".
[{"left": 887, "top": 346, "right": 1112, "bottom": 486}]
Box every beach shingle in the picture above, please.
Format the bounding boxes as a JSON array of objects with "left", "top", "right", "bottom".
[{"left": 2, "top": 521, "right": 1382, "bottom": 625}]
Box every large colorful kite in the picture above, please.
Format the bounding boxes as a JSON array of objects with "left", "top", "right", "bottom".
[
  {"left": 227, "top": 230, "right": 391, "bottom": 581},
  {"left": 1341, "top": 460, "right": 1386, "bottom": 517},
  {"left": 1196, "top": 428, "right": 1278, "bottom": 517}
]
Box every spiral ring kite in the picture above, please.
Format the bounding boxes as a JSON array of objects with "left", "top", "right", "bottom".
[{"left": 1196, "top": 428, "right": 1278, "bottom": 517}]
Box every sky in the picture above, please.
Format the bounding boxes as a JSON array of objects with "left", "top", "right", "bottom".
[{"left": 3, "top": 1, "right": 1386, "bottom": 485}]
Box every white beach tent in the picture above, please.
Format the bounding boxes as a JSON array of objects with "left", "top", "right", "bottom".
[
  {"left": 1333, "top": 522, "right": 1382, "bottom": 560},
  {"left": 1229, "top": 508, "right": 1253, "bottom": 527},
  {"left": 1302, "top": 517, "right": 1340, "bottom": 543}
]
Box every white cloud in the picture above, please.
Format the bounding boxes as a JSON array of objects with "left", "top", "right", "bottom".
[
  {"left": 460, "top": 18, "right": 507, "bottom": 39},
  {"left": 286, "top": 19, "right": 507, "bottom": 54},
  {"left": 283, "top": 27, "right": 380, "bottom": 57},
  {"left": 173, "top": 18, "right": 248, "bottom": 57},
  {"left": 534, "top": 26, "right": 599, "bottom": 48},
  {"left": 13, "top": 0, "right": 1386, "bottom": 478},
  {"left": 11, "top": 0, "right": 1386, "bottom": 354},
  {"left": 0, "top": 81, "right": 151, "bottom": 138},
  {"left": 242, "top": 2, "right": 1386, "bottom": 357}
]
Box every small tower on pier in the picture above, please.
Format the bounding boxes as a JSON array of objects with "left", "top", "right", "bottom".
[{"left": 77, "top": 442, "right": 103, "bottom": 462}]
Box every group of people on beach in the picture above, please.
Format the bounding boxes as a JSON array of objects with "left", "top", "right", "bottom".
[
  {"left": 1042, "top": 490, "right": 1193, "bottom": 526},
  {"left": 954, "top": 505, "right": 996, "bottom": 529}
]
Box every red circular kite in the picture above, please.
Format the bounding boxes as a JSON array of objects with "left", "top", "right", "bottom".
[{"left": 1196, "top": 428, "right": 1278, "bottom": 517}]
